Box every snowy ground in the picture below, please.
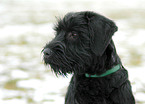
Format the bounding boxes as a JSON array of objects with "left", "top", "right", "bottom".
[{"left": 0, "top": 0, "right": 145, "bottom": 104}]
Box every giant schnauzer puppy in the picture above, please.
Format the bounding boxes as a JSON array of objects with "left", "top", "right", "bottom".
[{"left": 42, "top": 11, "right": 135, "bottom": 104}]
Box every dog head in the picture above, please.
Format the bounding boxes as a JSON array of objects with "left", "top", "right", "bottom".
[{"left": 42, "top": 11, "right": 118, "bottom": 76}]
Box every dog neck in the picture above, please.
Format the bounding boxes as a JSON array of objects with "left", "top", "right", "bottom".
[
  {"left": 85, "top": 64, "right": 121, "bottom": 78},
  {"left": 85, "top": 41, "right": 122, "bottom": 77}
]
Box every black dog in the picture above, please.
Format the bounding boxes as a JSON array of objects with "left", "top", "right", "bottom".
[{"left": 42, "top": 11, "right": 135, "bottom": 104}]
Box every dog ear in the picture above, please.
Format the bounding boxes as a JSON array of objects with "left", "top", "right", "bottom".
[{"left": 86, "top": 12, "right": 118, "bottom": 56}]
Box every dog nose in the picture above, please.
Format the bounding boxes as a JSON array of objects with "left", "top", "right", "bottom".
[{"left": 43, "top": 48, "right": 52, "bottom": 56}]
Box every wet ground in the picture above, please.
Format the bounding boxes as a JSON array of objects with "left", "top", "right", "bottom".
[{"left": 0, "top": 0, "right": 145, "bottom": 104}]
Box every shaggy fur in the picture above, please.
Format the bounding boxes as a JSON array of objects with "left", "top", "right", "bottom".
[{"left": 42, "top": 11, "right": 135, "bottom": 104}]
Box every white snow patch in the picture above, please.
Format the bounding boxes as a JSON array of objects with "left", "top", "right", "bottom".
[
  {"left": 11, "top": 70, "right": 29, "bottom": 79},
  {"left": 17, "top": 79, "right": 42, "bottom": 89}
]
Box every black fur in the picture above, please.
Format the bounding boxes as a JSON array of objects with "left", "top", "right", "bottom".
[{"left": 42, "top": 11, "right": 135, "bottom": 104}]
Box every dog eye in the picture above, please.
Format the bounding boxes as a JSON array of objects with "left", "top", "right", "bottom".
[
  {"left": 72, "top": 33, "right": 77, "bottom": 37},
  {"left": 67, "top": 32, "right": 78, "bottom": 40},
  {"left": 69, "top": 32, "right": 77, "bottom": 37}
]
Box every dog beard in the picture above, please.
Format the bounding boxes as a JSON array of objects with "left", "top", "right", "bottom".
[{"left": 43, "top": 38, "right": 93, "bottom": 76}]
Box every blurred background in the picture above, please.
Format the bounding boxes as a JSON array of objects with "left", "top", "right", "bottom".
[{"left": 0, "top": 0, "right": 145, "bottom": 104}]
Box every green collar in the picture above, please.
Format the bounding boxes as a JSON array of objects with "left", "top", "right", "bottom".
[{"left": 85, "top": 64, "right": 121, "bottom": 78}]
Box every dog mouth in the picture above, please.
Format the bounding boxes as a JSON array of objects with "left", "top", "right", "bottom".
[
  {"left": 42, "top": 46, "right": 90, "bottom": 75},
  {"left": 42, "top": 48, "right": 69, "bottom": 66},
  {"left": 42, "top": 50, "right": 75, "bottom": 75},
  {"left": 44, "top": 57, "right": 74, "bottom": 75}
]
